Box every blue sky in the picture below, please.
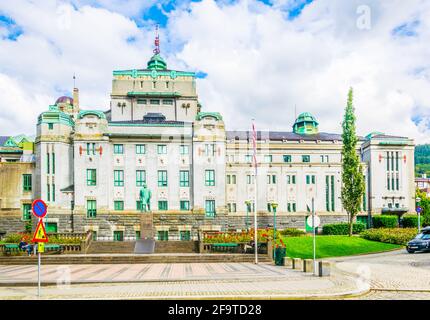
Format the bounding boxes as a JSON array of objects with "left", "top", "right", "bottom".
[{"left": 0, "top": 0, "right": 430, "bottom": 143}]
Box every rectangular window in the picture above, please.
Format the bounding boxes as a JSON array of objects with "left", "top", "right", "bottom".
[
  {"left": 158, "top": 200, "right": 168, "bottom": 211},
  {"left": 180, "top": 170, "right": 189, "bottom": 187},
  {"left": 264, "top": 155, "right": 273, "bottom": 163},
  {"left": 391, "top": 152, "right": 394, "bottom": 173},
  {"left": 387, "top": 173, "right": 390, "bottom": 190},
  {"left": 363, "top": 191, "right": 367, "bottom": 212},
  {"left": 180, "top": 145, "right": 189, "bottom": 155},
  {"left": 292, "top": 203, "right": 296, "bottom": 212},
  {"left": 287, "top": 203, "right": 291, "bottom": 212},
  {"left": 287, "top": 175, "right": 296, "bottom": 185},
  {"left": 114, "top": 201, "right": 124, "bottom": 211},
  {"left": 113, "top": 231, "right": 124, "bottom": 242},
  {"left": 391, "top": 173, "right": 395, "bottom": 191},
  {"left": 48, "top": 123, "right": 53, "bottom": 130},
  {"left": 52, "top": 184, "right": 55, "bottom": 202},
  {"left": 302, "top": 155, "right": 310, "bottom": 163},
  {"left": 136, "top": 170, "right": 146, "bottom": 187},
  {"left": 47, "top": 184, "right": 50, "bottom": 202},
  {"left": 150, "top": 99, "right": 160, "bottom": 105},
  {"left": 114, "top": 144, "right": 124, "bottom": 154},
  {"left": 246, "top": 175, "right": 255, "bottom": 184},
  {"left": 47, "top": 153, "right": 50, "bottom": 174},
  {"left": 205, "top": 144, "right": 216, "bottom": 156},
  {"left": 135, "top": 231, "right": 141, "bottom": 240},
  {"left": 386, "top": 152, "right": 390, "bottom": 171},
  {"left": 52, "top": 153, "right": 55, "bottom": 174},
  {"left": 205, "top": 170, "right": 215, "bottom": 186},
  {"left": 114, "top": 170, "right": 124, "bottom": 187},
  {"left": 227, "top": 175, "right": 236, "bottom": 184},
  {"left": 136, "top": 144, "right": 145, "bottom": 154},
  {"left": 87, "top": 200, "right": 97, "bottom": 218},
  {"left": 396, "top": 152, "right": 399, "bottom": 171},
  {"left": 325, "top": 176, "right": 330, "bottom": 211},
  {"left": 157, "top": 145, "right": 167, "bottom": 154},
  {"left": 163, "top": 99, "right": 173, "bottom": 105},
  {"left": 396, "top": 173, "right": 399, "bottom": 190},
  {"left": 23, "top": 174, "right": 32, "bottom": 191},
  {"left": 137, "top": 99, "right": 146, "bottom": 104},
  {"left": 180, "top": 200, "right": 190, "bottom": 211},
  {"left": 227, "top": 203, "right": 237, "bottom": 213},
  {"left": 87, "top": 169, "right": 96, "bottom": 186},
  {"left": 331, "top": 175, "right": 335, "bottom": 212},
  {"left": 158, "top": 230, "right": 168, "bottom": 241},
  {"left": 158, "top": 170, "right": 168, "bottom": 187},
  {"left": 267, "top": 203, "right": 272, "bottom": 212},
  {"left": 22, "top": 204, "right": 32, "bottom": 221},
  {"left": 283, "top": 155, "right": 292, "bottom": 163},
  {"left": 306, "top": 175, "right": 315, "bottom": 185},
  {"left": 205, "top": 200, "right": 216, "bottom": 217},
  {"left": 180, "top": 230, "right": 191, "bottom": 241},
  {"left": 245, "top": 155, "right": 252, "bottom": 163},
  {"left": 287, "top": 202, "right": 296, "bottom": 212}
]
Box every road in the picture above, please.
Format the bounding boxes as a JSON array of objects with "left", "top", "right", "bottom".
[{"left": 332, "top": 249, "right": 430, "bottom": 299}]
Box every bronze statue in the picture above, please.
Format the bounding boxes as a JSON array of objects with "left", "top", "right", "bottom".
[{"left": 139, "top": 182, "right": 152, "bottom": 212}]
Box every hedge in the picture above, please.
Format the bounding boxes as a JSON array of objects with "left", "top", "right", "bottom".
[
  {"left": 372, "top": 215, "right": 399, "bottom": 228},
  {"left": 401, "top": 215, "right": 422, "bottom": 228},
  {"left": 322, "top": 223, "right": 366, "bottom": 235},
  {"left": 279, "top": 228, "right": 306, "bottom": 237},
  {"left": 361, "top": 228, "right": 417, "bottom": 245}
]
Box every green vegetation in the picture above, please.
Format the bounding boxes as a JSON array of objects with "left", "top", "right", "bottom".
[
  {"left": 372, "top": 215, "right": 399, "bottom": 228},
  {"left": 3, "top": 233, "right": 81, "bottom": 245},
  {"left": 341, "top": 88, "right": 366, "bottom": 236},
  {"left": 402, "top": 215, "right": 422, "bottom": 228},
  {"left": 282, "top": 235, "right": 401, "bottom": 259},
  {"left": 361, "top": 228, "right": 417, "bottom": 245},
  {"left": 415, "top": 144, "right": 430, "bottom": 176},
  {"left": 279, "top": 228, "right": 306, "bottom": 237},
  {"left": 416, "top": 189, "right": 430, "bottom": 226},
  {"left": 322, "top": 222, "right": 366, "bottom": 235}
]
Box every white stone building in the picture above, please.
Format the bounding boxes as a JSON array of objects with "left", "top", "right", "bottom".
[{"left": 27, "top": 51, "right": 416, "bottom": 241}]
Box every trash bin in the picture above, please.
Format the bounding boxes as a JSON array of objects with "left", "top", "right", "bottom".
[{"left": 274, "top": 247, "right": 286, "bottom": 266}]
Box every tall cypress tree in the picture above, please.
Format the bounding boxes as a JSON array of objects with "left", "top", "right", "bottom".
[{"left": 341, "top": 88, "right": 365, "bottom": 236}]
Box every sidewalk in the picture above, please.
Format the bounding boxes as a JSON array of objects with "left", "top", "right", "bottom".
[{"left": 0, "top": 262, "right": 368, "bottom": 299}]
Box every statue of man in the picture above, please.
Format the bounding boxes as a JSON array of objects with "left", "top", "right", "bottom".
[{"left": 139, "top": 182, "right": 152, "bottom": 212}]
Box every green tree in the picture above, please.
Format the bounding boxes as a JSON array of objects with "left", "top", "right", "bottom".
[
  {"left": 416, "top": 189, "right": 430, "bottom": 227},
  {"left": 341, "top": 88, "right": 365, "bottom": 236}
]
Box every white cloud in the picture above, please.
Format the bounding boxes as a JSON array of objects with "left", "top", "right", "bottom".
[{"left": 0, "top": 0, "right": 430, "bottom": 143}]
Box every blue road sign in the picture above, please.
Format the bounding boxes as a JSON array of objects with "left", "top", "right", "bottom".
[
  {"left": 32, "top": 199, "right": 47, "bottom": 218},
  {"left": 416, "top": 206, "right": 422, "bottom": 214}
]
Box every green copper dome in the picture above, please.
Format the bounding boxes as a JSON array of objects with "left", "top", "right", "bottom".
[
  {"left": 147, "top": 54, "right": 167, "bottom": 70},
  {"left": 293, "top": 112, "right": 319, "bottom": 135}
]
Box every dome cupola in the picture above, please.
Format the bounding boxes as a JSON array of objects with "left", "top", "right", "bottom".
[{"left": 293, "top": 112, "right": 319, "bottom": 135}]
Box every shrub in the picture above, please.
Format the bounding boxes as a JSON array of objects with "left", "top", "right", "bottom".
[
  {"left": 322, "top": 223, "right": 366, "bottom": 235},
  {"left": 4, "top": 233, "right": 31, "bottom": 243},
  {"left": 361, "top": 228, "right": 417, "bottom": 245},
  {"left": 279, "top": 228, "right": 305, "bottom": 237},
  {"left": 402, "top": 215, "right": 422, "bottom": 228},
  {"left": 372, "top": 215, "right": 398, "bottom": 228}
]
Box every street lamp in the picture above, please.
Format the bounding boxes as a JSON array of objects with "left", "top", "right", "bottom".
[
  {"left": 245, "top": 200, "right": 251, "bottom": 231},
  {"left": 271, "top": 202, "right": 278, "bottom": 261},
  {"left": 70, "top": 199, "right": 75, "bottom": 233}
]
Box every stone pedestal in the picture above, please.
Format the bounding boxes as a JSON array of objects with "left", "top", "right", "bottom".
[
  {"left": 134, "top": 212, "right": 155, "bottom": 254},
  {"left": 292, "top": 258, "right": 303, "bottom": 270},
  {"left": 283, "top": 257, "right": 293, "bottom": 268},
  {"left": 303, "top": 259, "right": 314, "bottom": 273},
  {"left": 318, "top": 261, "right": 331, "bottom": 277}
]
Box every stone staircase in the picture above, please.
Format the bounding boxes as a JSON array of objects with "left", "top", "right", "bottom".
[
  {"left": 86, "top": 241, "right": 136, "bottom": 254},
  {"left": 0, "top": 254, "right": 272, "bottom": 265}
]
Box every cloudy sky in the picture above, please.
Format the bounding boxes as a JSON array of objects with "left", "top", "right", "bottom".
[{"left": 1, "top": 0, "right": 430, "bottom": 143}]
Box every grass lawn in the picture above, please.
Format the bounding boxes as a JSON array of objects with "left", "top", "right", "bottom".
[{"left": 281, "top": 235, "right": 401, "bottom": 259}]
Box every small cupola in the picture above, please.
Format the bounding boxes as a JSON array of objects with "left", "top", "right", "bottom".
[{"left": 293, "top": 112, "right": 319, "bottom": 135}]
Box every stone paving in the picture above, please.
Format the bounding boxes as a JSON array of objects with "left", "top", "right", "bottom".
[{"left": 0, "top": 262, "right": 362, "bottom": 299}]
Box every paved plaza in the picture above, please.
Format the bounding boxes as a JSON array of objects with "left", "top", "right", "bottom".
[{"left": 1, "top": 249, "right": 430, "bottom": 299}]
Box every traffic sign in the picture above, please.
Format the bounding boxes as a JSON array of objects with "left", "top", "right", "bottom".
[
  {"left": 307, "top": 215, "right": 321, "bottom": 228},
  {"left": 32, "top": 220, "right": 49, "bottom": 243},
  {"left": 32, "top": 199, "right": 47, "bottom": 219},
  {"left": 416, "top": 206, "right": 423, "bottom": 214},
  {"left": 38, "top": 243, "right": 45, "bottom": 253}
]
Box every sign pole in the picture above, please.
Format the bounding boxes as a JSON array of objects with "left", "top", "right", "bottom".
[
  {"left": 312, "top": 198, "right": 316, "bottom": 276},
  {"left": 37, "top": 219, "right": 41, "bottom": 297}
]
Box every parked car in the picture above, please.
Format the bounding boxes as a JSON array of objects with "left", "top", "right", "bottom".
[{"left": 406, "top": 227, "right": 430, "bottom": 253}]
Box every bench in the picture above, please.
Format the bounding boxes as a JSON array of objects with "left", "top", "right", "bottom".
[{"left": 211, "top": 243, "right": 240, "bottom": 253}]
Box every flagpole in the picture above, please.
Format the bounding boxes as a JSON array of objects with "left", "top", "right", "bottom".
[{"left": 252, "top": 119, "right": 258, "bottom": 264}]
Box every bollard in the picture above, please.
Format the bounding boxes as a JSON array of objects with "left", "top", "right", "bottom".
[
  {"left": 283, "top": 257, "right": 293, "bottom": 268},
  {"left": 318, "top": 261, "right": 331, "bottom": 277},
  {"left": 303, "top": 259, "right": 314, "bottom": 273},
  {"left": 292, "top": 258, "right": 303, "bottom": 270}
]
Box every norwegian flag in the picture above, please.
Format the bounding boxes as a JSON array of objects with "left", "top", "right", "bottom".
[{"left": 252, "top": 121, "right": 258, "bottom": 171}]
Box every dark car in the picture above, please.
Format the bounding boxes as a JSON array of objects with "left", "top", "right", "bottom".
[{"left": 406, "top": 227, "right": 430, "bottom": 253}]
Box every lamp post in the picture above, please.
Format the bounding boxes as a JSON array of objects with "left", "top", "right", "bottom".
[
  {"left": 245, "top": 200, "right": 251, "bottom": 231},
  {"left": 271, "top": 202, "right": 278, "bottom": 261},
  {"left": 70, "top": 199, "right": 75, "bottom": 234},
  {"left": 416, "top": 196, "right": 421, "bottom": 233}
]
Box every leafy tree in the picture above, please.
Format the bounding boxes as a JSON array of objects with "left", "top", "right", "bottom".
[
  {"left": 416, "top": 189, "right": 430, "bottom": 227},
  {"left": 341, "top": 88, "right": 365, "bottom": 236}
]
